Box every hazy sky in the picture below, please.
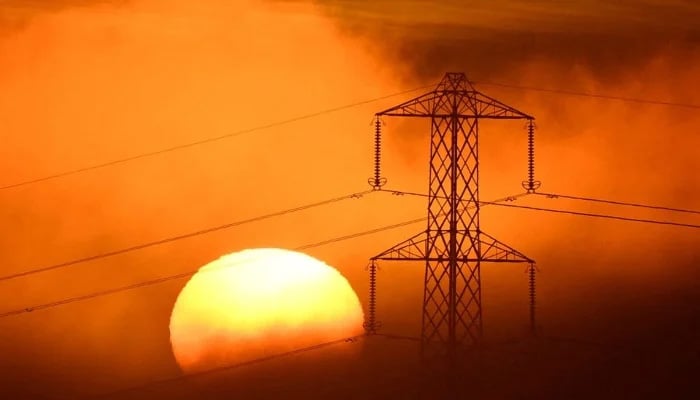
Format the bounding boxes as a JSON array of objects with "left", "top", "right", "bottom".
[{"left": 0, "top": 1, "right": 698, "bottom": 398}]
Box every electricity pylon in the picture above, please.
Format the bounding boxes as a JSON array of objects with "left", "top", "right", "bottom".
[{"left": 364, "top": 72, "right": 539, "bottom": 361}]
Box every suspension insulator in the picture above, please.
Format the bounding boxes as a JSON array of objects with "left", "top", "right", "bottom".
[
  {"left": 522, "top": 119, "right": 541, "bottom": 193},
  {"left": 368, "top": 117, "right": 387, "bottom": 190},
  {"left": 527, "top": 263, "right": 537, "bottom": 336},
  {"left": 363, "top": 260, "right": 381, "bottom": 334}
]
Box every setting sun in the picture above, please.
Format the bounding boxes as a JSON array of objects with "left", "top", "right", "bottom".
[{"left": 169, "top": 248, "right": 364, "bottom": 373}]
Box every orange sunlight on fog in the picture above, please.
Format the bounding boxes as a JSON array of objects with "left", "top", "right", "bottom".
[
  {"left": 0, "top": 0, "right": 698, "bottom": 394},
  {"left": 0, "top": 0, "right": 402, "bottom": 391},
  {"left": 0, "top": 0, "right": 403, "bottom": 298}
]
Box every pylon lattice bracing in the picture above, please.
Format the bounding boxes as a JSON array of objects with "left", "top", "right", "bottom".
[{"left": 366, "top": 73, "right": 537, "bottom": 360}]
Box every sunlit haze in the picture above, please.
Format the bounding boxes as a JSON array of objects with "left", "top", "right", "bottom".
[{"left": 0, "top": 0, "right": 698, "bottom": 398}]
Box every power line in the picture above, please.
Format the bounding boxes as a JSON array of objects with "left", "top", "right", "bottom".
[
  {"left": 88, "top": 334, "right": 367, "bottom": 399},
  {"left": 534, "top": 191, "right": 700, "bottom": 215},
  {"left": 387, "top": 190, "right": 700, "bottom": 230},
  {"left": 488, "top": 201, "right": 700, "bottom": 229},
  {"left": 296, "top": 217, "right": 426, "bottom": 250},
  {"left": 0, "top": 85, "right": 434, "bottom": 191},
  {"left": 87, "top": 331, "right": 631, "bottom": 399},
  {"left": 0, "top": 271, "right": 193, "bottom": 318},
  {"left": 0, "top": 190, "right": 372, "bottom": 283},
  {"left": 474, "top": 80, "right": 700, "bottom": 109},
  {"left": 0, "top": 208, "right": 422, "bottom": 319},
  {"left": 12, "top": 189, "right": 691, "bottom": 320},
  {"left": 0, "top": 193, "right": 523, "bottom": 319},
  {"left": 90, "top": 332, "right": 609, "bottom": 399},
  {"left": 4, "top": 81, "right": 700, "bottom": 193},
  {"left": 0, "top": 219, "right": 408, "bottom": 319}
]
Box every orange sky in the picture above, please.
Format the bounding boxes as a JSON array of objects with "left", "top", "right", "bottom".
[{"left": 0, "top": 0, "right": 698, "bottom": 397}]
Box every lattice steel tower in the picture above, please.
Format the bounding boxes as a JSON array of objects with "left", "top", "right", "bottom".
[{"left": 365, "top": 72, "right": 539, "bottom": 360}]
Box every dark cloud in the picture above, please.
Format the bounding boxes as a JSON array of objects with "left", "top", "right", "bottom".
[{"left": 302, "top": 0, "right": 700, "bottom": 82}]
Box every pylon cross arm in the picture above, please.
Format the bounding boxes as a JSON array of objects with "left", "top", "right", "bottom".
[
  {"left": 375, "top": 80, "right": 533, "bottom": 120},
  {"left": 371, "top": 231, "right": 427, "bottom": 261},
  {"left": 479, "top": 231, "right": 534, "bottom": 263}
]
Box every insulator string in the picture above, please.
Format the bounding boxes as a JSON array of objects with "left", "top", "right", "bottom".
[
  {"left": 368, "top": 116, "right": 387, "bottom": 190},
  {"left": 522, "top": 119, "right": 541, "bottom": 192},
  {"left": 528, "top": 263, "right": 537, "bottom": 336},
  {"left": 374, "top": 118, "right": 381, "bottom": 185},
  {"left": 363, "top": 260, "right": 380, "bottom": 334}
]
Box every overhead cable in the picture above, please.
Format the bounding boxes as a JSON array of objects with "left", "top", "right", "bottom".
[
  {"left": 387, "top": 190, "right": 700, "bottom": 230},
  {"left": 475, "top": 81, "right": 700, "bottom": 110},
  {"left": 534, "top": 191, "right": 700, "bottom": 215},
  {"left": 0, "top": 192, "right": 523, "bottom": 319},
  {"left": 0, "top": 190, "right": 372, "bottom": 282},
  {"left": 5, "top": 80, "right": 700, "bottom": 192},
  {"left": 0, "top": 85, "right": 434, "bottom": 191},
  {"left": 87, "top": 334, "right": 368, "bottom": 399}
]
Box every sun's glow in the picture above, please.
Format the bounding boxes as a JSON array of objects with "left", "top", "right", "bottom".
[{"left": 169, "top": 248, "right": 364, "bottom": 373}]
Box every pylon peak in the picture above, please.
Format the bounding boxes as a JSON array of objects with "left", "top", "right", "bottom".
[{"left": 437, "top": 72, "right": 475, "bottom": 92}]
